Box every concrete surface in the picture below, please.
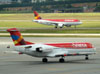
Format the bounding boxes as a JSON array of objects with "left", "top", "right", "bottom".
[{"left": 0, "top": 37, "right": 100, "bottom": 74}]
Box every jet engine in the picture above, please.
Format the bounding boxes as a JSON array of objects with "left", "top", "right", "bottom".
[
  {"left": 58, "top": 24, "right": 64, "bottom": 28},
  {"left": 35, "top": 47, "right": 52, "bottom": 53},
  {"left": 36, "top": 47, "right": 43, "bottom": 52}
]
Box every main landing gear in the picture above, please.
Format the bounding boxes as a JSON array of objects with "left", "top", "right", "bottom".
[
  {"left": 54, "top": 24, "right": 63, "bottom": 28},
  {"left": 59, "top": 58, "right": 65, "bottom": 63},
  {"left": 85, "top": 55, "right": 89, "bottom": 60},
  {"left": 55, "top": 24, "right": 58, "bottom": 28},
  {"left": 74, "top": 25, "right": 76, "bottom": 29},
  {"left": 55, "top": 26, "right": 58, "bottom": 28},
  {"left": 42, "top": 58, "right": 48, "bottom": 62},
  {"left": 42, "top": 57, "right": 65, "bottom": 63}
]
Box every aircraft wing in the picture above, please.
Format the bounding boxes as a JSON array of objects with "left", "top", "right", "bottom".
[
  {"left": 47, "top": 49, "right": 69, "bottom": 57},
  {"left": 47, "top": 48, "right": 96, "bottom": 57}
]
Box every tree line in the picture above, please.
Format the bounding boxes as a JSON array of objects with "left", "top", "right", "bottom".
[{"left": 0, "top": 0, "right": 100, "bottom": 12}]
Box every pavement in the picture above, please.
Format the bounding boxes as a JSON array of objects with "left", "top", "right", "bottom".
[
  {"left": 0, "top": 27, "right": 100, "bottom": 30},
  {"left": 0, "top": 33, "right": 100, "bottom": 37},
  {"left": 0, "top": 37, "right": 100, "bottom": 74}
]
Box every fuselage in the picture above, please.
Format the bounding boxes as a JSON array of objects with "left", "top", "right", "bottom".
[
  {"left": 15, "top": 42, "right": 96, "bottom": 58},
  {"left": 33, "top": 19, "right": 82, "bottom": 26},
  {"left": 33, "top": 11, "right": 82, "bottom": 28},
  {"left": 7, "top": 28, "right": 96, "bottom": 62}
]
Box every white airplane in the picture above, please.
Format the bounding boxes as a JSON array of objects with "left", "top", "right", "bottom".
[
  {"left": 7, "top": 28, "right": 96, "bottom": 62},
  {"left": 33, "top": 11, "right": 82, "bottom": 28}
]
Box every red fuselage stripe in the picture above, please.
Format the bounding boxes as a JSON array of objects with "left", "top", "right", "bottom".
[
  {"left": 43, "top": 19, "right": 80, "bottom": 22},
  {"left": 45, "top": 43, "right": 93, "bottom": 49}
]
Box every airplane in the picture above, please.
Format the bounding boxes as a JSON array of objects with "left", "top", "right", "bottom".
[
  {"left": 33, "top": 11, "right": 82, "bottom": 28},
  {"left": 7, "top": 28, "right": 96, "bottom": 63}
]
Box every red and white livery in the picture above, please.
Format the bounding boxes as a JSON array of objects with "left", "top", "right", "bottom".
[
  {"left": 7, "top": 28, "right": 96, "bottom": 62},
  {"left": 33, "top": 11, "right": 82, "bottom": 28}
]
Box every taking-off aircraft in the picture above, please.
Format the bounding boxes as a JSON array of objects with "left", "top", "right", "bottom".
[
  {"left": 33, "top": 11, "right": 82, "bottom": 28},
  {"left": 7, "top": 28, "right": 96, "bottom": 62}
]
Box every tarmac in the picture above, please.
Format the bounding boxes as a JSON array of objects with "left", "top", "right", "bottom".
[
  {"left": 0, "top": 37, "right": 100, "bottom": 74},
  {"left": 0, "top": 33, "right": 100, "bottom": 37}
]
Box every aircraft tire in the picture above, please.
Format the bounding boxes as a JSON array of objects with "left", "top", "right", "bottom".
[
  {"left": 55, "top": 26, "right": 58, "bottom": 28},
  {"left": 42, "top": 58, "right": 48, "bottom": 62},
  {"left": 60, "top": 27, "right": 63, "bottom": 28},
  {"left": 85, "top": 55, "right": 89, "bottom": 60},
  {"left": 59, "top": 58, "right": 65, "bottom": 63}
]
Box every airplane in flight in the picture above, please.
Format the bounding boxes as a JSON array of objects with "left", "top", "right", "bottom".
[
  {"left": 33, "top": 11, "right": 82, "bottom": 28},
  {"left": 7, "top": 28, "right": 96, "bottom": 62}
]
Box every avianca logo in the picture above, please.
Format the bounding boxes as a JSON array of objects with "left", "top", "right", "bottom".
[
  {"left": 11, "top": 35, "right": 23, "bottom": 44},
  {"left": 64, "top": 20, "right": 75, "bottom": 22},
  {"left": 72, "top": 44, "right": 87, "bottom": 48}
]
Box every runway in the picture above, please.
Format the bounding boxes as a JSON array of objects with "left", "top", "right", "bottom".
[
  {"left": 0, "top": 37, "right": 100, "bottom": 74},
  {"left": 0, "top": 27, "right": 100, "bottom": 30}
]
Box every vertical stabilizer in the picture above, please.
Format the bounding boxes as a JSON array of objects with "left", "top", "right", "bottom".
[
  {"left": 34, "top": 11, "right": 42, "bottom": 20},
  {"left": 7, "top": 28, "right": 34, "bottom": 46}
]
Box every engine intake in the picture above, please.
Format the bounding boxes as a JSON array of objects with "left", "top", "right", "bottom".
[{"left": 36, "top": 47, "right": 42, "bottom": 52}]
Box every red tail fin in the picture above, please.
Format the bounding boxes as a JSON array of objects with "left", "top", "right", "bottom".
[
  {"left": 7, "top": 28, "right": 34, "bottom": 46},
  {"left": 34, "top": 11, "right": 42, "bottom": 20}
]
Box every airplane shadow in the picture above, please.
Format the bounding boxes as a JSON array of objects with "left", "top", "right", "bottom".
[{"left": 9, "top": 58, "right": 100, "bottom": 66}]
